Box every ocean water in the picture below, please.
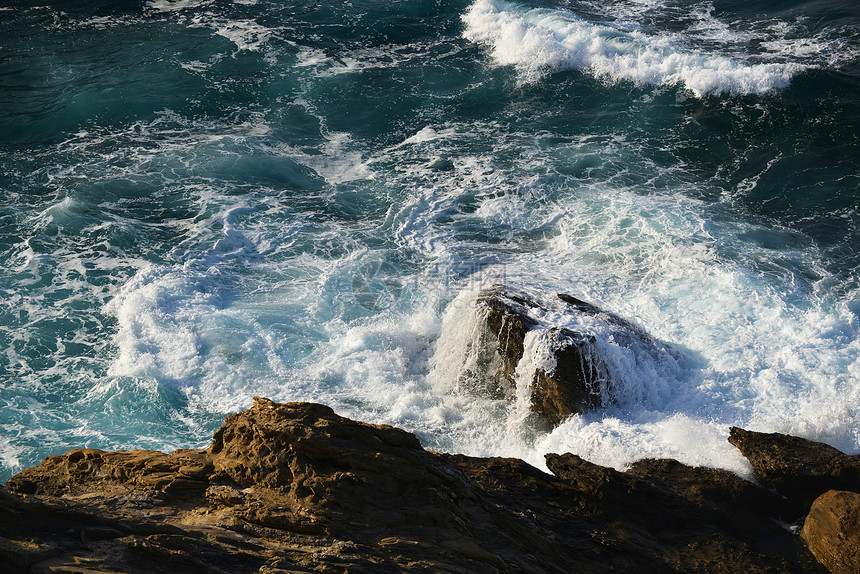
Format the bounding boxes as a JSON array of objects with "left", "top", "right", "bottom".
[{"left": 1, "top": 0, "right": 859, "bottom": 483}]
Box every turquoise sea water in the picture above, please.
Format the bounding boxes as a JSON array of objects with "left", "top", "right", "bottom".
[{"left": 1, "top": 0, "right": 859, "bottom": 482}]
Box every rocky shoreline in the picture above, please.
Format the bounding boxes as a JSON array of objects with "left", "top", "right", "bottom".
[
  {"left": 2, "top": 396, "right": 858, "bottom": 573},
  {"left": 3, "top": 289, "right": 858, "bottom": 572}
]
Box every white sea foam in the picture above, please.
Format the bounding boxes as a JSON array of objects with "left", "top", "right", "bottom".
[
  {"left": 149, "top": 1, "right": 280, "bottom": 58},
  {"left": 345, "top": 116, "right": 860, "bottom": 471},
  {"left": 295, "top": 47, "right": 329, "bottom": 68},
  {"left": 211, "top": 19, "right": 272, "bottom": 52},
  {"left": 0, "top": 434, "right": 22, "bottom": 474},
  {"left": 462, "top": 0, "right": 803, "bottom": 96},
  {"left": 105, "top": 265, "right": 209, "bottom": 383},
  {"left": 103, "top": 257, "right": 312, "bottom": 412},
  {"left": 535, "top": 415, "right": 755, "bottom": 478},
  {"left": 179, "top": 60, "right": 211, "bottom": 73},
  {"left": 440, "top": 182, "right": 859, "bottom": 465},
  {"left": 295, "top": 41, "right": 459, "bottom": 78},
  {"left": 289, "top": 132, "right": 373, "bottom": 184},
  {"left": 146, "top": 0, "right": 213, "bottom": 13},
  {"left": 400, "top": 126, "right": 449, "bottom": 146}
]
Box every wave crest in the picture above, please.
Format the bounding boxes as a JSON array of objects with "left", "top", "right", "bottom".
[{"left": 462, "top": 0, "right": 803, "bottom": 97}]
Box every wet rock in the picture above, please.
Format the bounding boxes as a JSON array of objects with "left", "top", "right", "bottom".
[
  {"left": 728, "top": 427, "right": 860, "bottom": 511},
  {"left": 477, "top": 287, "right": 538, "bottom": 385},
  {"left": 477, "top": 288, "right": 608, "bottom": 425},
  {"left": 801, "top": 490, "right": 860, "bottom": 574},
  {"left": 0, "top": 398, "right": 828, "bottom": 573},
  {"left": 476, "top": 286, "right": 672, "bottom": 426}
]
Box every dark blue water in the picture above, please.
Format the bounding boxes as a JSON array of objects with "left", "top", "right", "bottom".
[{"left": 1, "top": 0, "right": 858, "bottom": 481}]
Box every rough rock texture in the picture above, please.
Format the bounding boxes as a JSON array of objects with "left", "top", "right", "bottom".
[
  {"left": 477, "top": 287, "right": 671, "bottom": 426},
  {"left": 544, "top": 454, "right": 821, "bottom": 571},
  {"left": 477, "top": 287, "right": 539, "bottom": 385},
  {"left": 0, "top": 398, "right": 828, "bottom": 574},
  {"left": 477, "top": 288, "right": 605, "bottom": 425},
  {"left": 801, "top": 490, "right": 860, "bottom": 574},
  {"left": 728, "top": 427, "right": 860, "bottom": 512}
]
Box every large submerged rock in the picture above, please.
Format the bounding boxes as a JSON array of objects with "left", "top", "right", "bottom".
[
  {"left": 0, "top": 397, "right": 833, "bottom": 573},
  {"left": 476, "top": 286, "right": 674, "bottom": 426}
]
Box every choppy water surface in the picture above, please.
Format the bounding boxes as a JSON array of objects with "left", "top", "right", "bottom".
[{"left": 1, "top": 0, "right": 859, "bottom": 481}]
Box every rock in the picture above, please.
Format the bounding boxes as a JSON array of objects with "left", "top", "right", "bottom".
[
  {"left": 0, "top": 398, "right": 828, "bottom": 573},
  {"left": 530, "top": 332, "right": 604, "bottom": 427},
  {"left": 728, "top": 427, "right": 860, "bottom": 511},
  {"left": 627, "top": 458, "right": 785, "bottom": 518},
  {"left": 476, "top": 286, "right": 673, "bottom": 426},
  {"left": 5, "top": 447, "right": 213, "bottom": 498},
  {"left": 476, "top": 287, "right": 608, "bottom": 426},
  {"left": 727, "top": 429, "right": 860, "bottom": 573},
  {"left": 546, "top": 454, "right": 823, "bottom": 573},
  {"left": 800, "top": 490, "right": 860, "bottom": 574}
]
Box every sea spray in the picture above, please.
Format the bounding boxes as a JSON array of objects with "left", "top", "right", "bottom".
[{"left": 462, "top": 0, "right": 803, "bottom": 95}]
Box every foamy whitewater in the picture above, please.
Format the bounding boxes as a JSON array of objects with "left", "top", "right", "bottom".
[
  {"left": 1, "top": 0, "right": 859, "bottom": 483},
  {"left": 462, "top": 0, "right": 802, "bottom": 95}
]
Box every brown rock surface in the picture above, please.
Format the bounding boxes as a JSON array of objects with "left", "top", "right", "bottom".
[
  {"left": 477, "top": 287, "right": 674, "bottom": 426},
  {"left": 0, "top": 398, "right": 827, "bottom": 573},
  {"left": 728, "top": 427, "right": 860, "bottom": 511},
  {"left": 546, "top": 454, "right": 821, "bottom": 572},
  {"left": 801, "top": 490, "right": 860, "bottom": 574},
  {"left": 477, "top": 287, "right": 539, "bottom": 388},
  {"left": 478, "top": 288, "right": 606, "bottom": 425}
]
